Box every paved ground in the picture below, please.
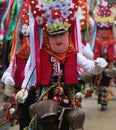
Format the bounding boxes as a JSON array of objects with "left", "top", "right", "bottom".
[
  {"left": 83, "top": 96, "right": 116, "bottom": 130},
  {"left": 0, "top": 86, "right": 116, "bottom": 130}
]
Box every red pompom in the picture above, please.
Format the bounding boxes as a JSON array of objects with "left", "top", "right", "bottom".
[{"left": 53, "top": 96, "right": 61, "bottom": 104}]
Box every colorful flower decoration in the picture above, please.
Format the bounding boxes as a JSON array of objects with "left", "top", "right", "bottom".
[
  {"left": 97, "top": 6, "right": 111, "bottom": 17},
  {"left": 76, "top": 0, "right": 87, "bottom": 30},
  {"left": 21, "top": 24, "right": 30, "bottom": 36},
  {"left": 93, "top": 3, "right": 116, "bottom": 28},
  {"left": 30, "top": 0, "right": 79, "bottom": 34},
  {"left": 19, "top": 0, "right": 30, "bottom": 36},
  {"left": 21, "top": 0, "right": 29, "bottom": 25}
]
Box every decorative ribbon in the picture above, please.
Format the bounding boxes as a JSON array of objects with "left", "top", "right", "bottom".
[
  {"left": 10, "top": 1, "right": 23, "bottom": 77},
  {"left": 5, "top": 0, "right": 14, "bottom": 34},
  {"left": 4, "top": 0, "right": 21, "bottom": 43},
  {"left": 73, "top": 18, "right": 78, "bottom": 52},
  {"left": 23, "top": 10, "right": 38, "bottom": 88},
  {"left": 34, "top": 21, "right": 41, "bottom": 84},
  {"left": 71, "top": 14, "right": 83, "bottom": 55},
  {"left": 10, "top": 18, "right": 20, "bottom": 77},
  {"left": 75, "top": 14, "right": 83, "bottom": 53},
  {"left": 91, "top": 22, "right": 97, "bottom": 51},
  {"left": 0, "top": 30, "right": 6, "bottom": 34},
  {"left": 0, "top": 0, "right": 11, "bottom": 41}
]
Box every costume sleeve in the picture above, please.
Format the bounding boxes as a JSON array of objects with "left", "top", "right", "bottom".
[
  {"left": 1, "top": 61, "right": 17, "bottom": 83},
  {"left": 77, "top": 53, "right": 105, "bottom": 75}
]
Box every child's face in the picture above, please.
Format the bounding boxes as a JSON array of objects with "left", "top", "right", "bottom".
[{"left": 48, "top": 31, "right": 69, "bottom": 53}]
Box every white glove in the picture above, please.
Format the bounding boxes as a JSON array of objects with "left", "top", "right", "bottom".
[
  {"left": 95, "top": 58, "right": 108, "bottom": 70},
  {"left": 15, "top": 89, "right": 28, "bottom": 103},
  {"left": 4, "top": 76, "right": 15, "bottom": 86}
]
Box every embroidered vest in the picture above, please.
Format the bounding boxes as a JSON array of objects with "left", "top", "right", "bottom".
[{"left": 39, "top": 49, "right": 78, "bottom": 86}]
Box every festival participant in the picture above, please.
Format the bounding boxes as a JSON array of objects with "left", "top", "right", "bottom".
[
  {"left": 3, "top": 0, "right": 108, "bottom": 130},
  {"left": 92, "top": 0, "right": 116, "bottom": 111},
  {"left": 1, "top": 0, "right": 32, "bottom": 129}
]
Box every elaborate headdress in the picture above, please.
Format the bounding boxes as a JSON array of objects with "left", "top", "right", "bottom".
[
  {"left": 29, "top": 0, "right": 87, "bottom": 85},
  {"left": 93, "top": 2, "right": 116, "bottom": 28},
  {"left": 93, "top": 1, "right": 116, "bottom": 61},
  {"left": 30, "top": 0, "right": 77, "bottom": 35},
  {"left": 30, "top": 0, "right": 87, "bottom": 34}
]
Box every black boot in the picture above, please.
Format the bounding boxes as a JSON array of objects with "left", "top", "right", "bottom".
[{"left": 100, "top": 105, "right": 107, "bottom": 111}]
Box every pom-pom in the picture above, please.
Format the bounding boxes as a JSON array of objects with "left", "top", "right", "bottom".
[
  {"left": 9, "top": 108, "right": 16, "bottom": 116},
  {"left": 1, "top": 102, "right": 9, "bottom": 112},
  {"left": 53, "top": 96, "right": 61, "bottom": 104}
]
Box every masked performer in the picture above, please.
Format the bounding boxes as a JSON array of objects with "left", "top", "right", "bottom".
[
  {"left": 2, "top": 0, "right": 107, "bottom": 130},
  {"left": 92, "top": 0, "right": 116, "bottom": 111},
  {"left": 1, "top": 0, "right": 32, "bottom": 128}
]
